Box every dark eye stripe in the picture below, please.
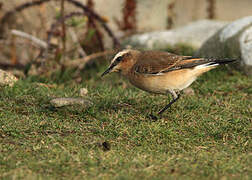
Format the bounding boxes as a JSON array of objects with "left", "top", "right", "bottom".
[
  {"left": 115, "top": 56, "right": 123, "bottom": 62},
  {"left": 111, "top": 57, "right": 122, "bottom": 67},
  {"left": 111, "top": 56, "right": 123, "bottom": 67}
]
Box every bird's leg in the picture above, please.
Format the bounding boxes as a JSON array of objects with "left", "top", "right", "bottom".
[{"left": 158, "top": 90, "right": 180, "bottom": 115}]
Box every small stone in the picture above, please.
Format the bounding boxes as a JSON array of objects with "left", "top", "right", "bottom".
[
  {"left": 183, "top": 87, "right": 195, "bottom": 96},
  {"left": 50, "top": 97, "right": 93, "bottom": 108},
  {"left": 0, "top": 69, "right": 18, "bottom": 87},
  {"left": 79, "top": 88, "right": 88, "bottom": 97}
]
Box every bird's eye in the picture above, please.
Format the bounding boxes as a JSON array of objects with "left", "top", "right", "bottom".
[{"left": 115, "top": 56, "right": 123, "bottom": 62}]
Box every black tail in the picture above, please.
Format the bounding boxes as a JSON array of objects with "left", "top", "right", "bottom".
[
  {"left": 213, "top": 58, "right": 237, "bottom": 65},
  {"left": 206, "top": 58, "right": 237, "bottom": 66}
]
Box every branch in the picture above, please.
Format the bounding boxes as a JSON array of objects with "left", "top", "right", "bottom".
[
  {"left": 47, "top": 12, "right": 84, "bottom": 46},
  {"left": 11, "top": 29, "right": 48, "bottom": 49},
  {"left": 0, "top": 0, "right": 121, "bottom": 48},
  {"left": 0, "top": 62, "right": 26, "bottom": 70},
  {"left": 0, "top": 0, "right": 51, "bottom": 36},
  {"left": 66, "top": 0, "right": 121, "bottom": 48},
  {"left": 60, "top": 0, "right": 66, "bottom": 57}
]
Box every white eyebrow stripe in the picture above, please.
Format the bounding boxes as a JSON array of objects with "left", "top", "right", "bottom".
[{"left": 111, "top": 49, "right": 131, "bottom": 63}]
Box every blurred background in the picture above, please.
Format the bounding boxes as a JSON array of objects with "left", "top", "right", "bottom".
[
  {"left": 0, "top": 0, "right": 252, "bottom": 78},
  {"left": 1, "top": 2, "right": 251, "bottom": 179}
]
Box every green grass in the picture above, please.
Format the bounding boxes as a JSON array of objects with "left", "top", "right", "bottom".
[{"left": 0, "top": 65, "right": 251, "bottom": 179}]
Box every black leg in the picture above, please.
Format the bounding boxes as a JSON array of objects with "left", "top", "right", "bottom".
[{"left": 158, "top": 93, "right": 181, "bottom": 115}]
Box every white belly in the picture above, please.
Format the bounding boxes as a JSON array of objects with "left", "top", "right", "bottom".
[{"left": 129, "top": 69, "right": 199, "bottom": 94}]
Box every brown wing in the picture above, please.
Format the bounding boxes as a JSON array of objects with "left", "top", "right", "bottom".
[{"left": 133, "top": 51, "right": 208, "bottom": 74}]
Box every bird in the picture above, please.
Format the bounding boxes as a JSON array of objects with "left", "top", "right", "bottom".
[{"left": 101, "top": 49, "right": 236, "bottom": 115}]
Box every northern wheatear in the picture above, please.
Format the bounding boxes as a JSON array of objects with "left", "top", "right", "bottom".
[{"left": 101, "top": 49, "right": 236, "bottom": 115}]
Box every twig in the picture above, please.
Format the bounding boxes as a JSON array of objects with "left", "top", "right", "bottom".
[
  {"left": 60, "top": 0, "right": 66, "bottom": 57},
  {"left": 11, "top": 29, "right": 48, "bottom": 49},
  {"left": 87, "top": 15, "right": 104, "bottom": 51},
  {"left": 0, "top": 62, "right": 26, "bottom": 70},
  {"left": 59, "top": 0, "right": 66, "bottom": 74},
  {"left": 86, "top": 0, "right": 104, "bottom": 51}
]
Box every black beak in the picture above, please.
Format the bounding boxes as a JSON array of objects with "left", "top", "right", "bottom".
[{"left": 101, "top": 65, "right": 113, "bottom": 77}]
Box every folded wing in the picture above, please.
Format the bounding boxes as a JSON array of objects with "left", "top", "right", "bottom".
[
  {"left": 133, "top": 51, "right": 235, "bottom": 75},
  {"left": 133, "top": 51, "right": 205, "bottom": 74}
]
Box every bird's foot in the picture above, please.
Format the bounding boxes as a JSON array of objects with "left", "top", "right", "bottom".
[{"left": 147, "top": 113, "right": 159, "bottom": 121}]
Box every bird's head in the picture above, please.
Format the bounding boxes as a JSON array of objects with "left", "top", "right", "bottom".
[{"left": 101, "top": 49, "right": 140, "bottom": 77}]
